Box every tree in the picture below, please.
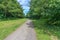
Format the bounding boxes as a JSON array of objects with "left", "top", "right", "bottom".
[
  {"left": 0, "top": 0, "right": 24, "bottom": 19},
  {"left": 28, "top": 0, "right": 60, "bottom": 25}
]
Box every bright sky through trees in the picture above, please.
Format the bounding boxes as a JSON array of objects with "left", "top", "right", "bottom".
[{"left": 17, "top": 0, "right": 30, "bottom": 15}]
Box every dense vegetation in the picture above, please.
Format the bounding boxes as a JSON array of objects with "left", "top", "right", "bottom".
[
  {"left": 27, "top": 0, "right": 60, "bottom": 25},
  {"left": 26, "top": 0, "right": 60, "bottom": 40},
  {"left": 0, "top": 0, "right": 24, "bottom": 19},
  {"left": 33, "top": 19, "right": 60, "bottom": 40}
]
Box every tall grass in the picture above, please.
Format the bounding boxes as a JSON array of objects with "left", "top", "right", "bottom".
[
  {"left": 33, "top": 19, "right": 60, "bottom": 40},
  {"left": 0, "top": 19, "right": 26, "bottom": 40}
]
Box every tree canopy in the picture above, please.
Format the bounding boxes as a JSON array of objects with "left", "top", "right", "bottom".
[
  {"left": 0, "top": 0, "right": 24, "bottom": 19},
  {"left": 27, "top": 0, "right": 60, "bottom": 25}
]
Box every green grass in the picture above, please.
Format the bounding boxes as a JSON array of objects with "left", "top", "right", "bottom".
[
  {"left": 0, "top": 19, "right": 26, "bottom": 40},
  {"left": 33, "top": 19, "right": 60, "bottom": 40}
]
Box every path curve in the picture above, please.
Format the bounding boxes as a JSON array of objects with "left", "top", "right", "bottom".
[{"left": 4, "top": 20, "right": 36, "bottom": 40}]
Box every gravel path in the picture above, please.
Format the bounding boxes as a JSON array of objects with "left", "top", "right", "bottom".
[{"left": 4, "top": 20, "right": 36, "bottom": 40}]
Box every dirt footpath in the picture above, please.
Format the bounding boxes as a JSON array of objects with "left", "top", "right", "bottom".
[{"left": 4, "top": 20, "right": 36, "bottom": 40}]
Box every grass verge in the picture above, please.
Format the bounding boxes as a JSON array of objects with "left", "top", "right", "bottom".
[
  {"left": 0, "top": 19, "right": 26, "bottom": 40},
  {"left": 33, "top": 19, "right": 60, "bottom": 40}
]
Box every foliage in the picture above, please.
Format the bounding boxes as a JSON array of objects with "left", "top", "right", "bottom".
[
  {"left": 0, "top": 0, "right": 24, "bottom": 19},
  {"left": 27, "top": 0, "right": 60, "bottom": 25},
  {"left": 33, "top": 19, "right": 60, "bottom": 40}
]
